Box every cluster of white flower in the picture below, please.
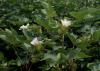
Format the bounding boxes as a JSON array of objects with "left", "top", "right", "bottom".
[
  {"left": 19, "top": 19, "right": 72, "bottom": 46},
  {"left": 19, "top": 24, "right": 42, "bottom": 46}
]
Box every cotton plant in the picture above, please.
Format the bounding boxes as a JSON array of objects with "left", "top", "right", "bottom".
[
  {"left": 19, "top": 24, "right": 42, "bottom": 47},
  {"left": 59, "top": 18, "right": 72, "bottom": 48},
  {"left": 58, "top": 18, "right": 72, "bottom": 35}
]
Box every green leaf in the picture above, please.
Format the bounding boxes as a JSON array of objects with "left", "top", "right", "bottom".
[
  {"left": 76, "top": 52, "right": 91, "bottom": 59},
  {"left": 92, "top": 30, "right": 100, "bottom": 41},
  {"left": 66, "top": 32, "right": 77, "bottom": 46},
  {"left": 41, "top": 1, "right": 57, "bottom": 18},
  {"left": 0, "top": 52, "right": 4, "bottom": 61},
  {"left": 0, "top": 35, "right": 7, "bottom": 41},
  {"left": 70, "top": 8, "right": 100, "bottom": 20},
  {"left": 42, "top": 52, "right": 57, "bottom": 61},
  {"left": 87, "top": 62, "right": 100, "bottom": 71}
]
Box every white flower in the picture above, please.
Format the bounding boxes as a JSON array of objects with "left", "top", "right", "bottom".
[
  {"left": 30, "top": 37, "right": 42, "bottom": 46},
  {"left": 19, "top": 24, "right": 29, "bottom": 30},
  {"left": 61, "top": 19, "right": 71, "bottom": 27}
]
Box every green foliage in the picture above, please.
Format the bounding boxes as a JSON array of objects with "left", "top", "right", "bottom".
[{"left": 0, "top": 0, "right": 100, "bottom": 71}]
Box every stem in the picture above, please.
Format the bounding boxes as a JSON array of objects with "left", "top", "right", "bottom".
[
  {"left": 12, "top": 46, "right": 23, "bottom": 71},
  {"left": 13, "top": 47, "right": 22, "bottom": 64},
  {"left": 27, "top": 63, "right": 32, "bottom": 71},
  {"left": 60, "top": 25, "right": 65, "bottom": 49},
  {"left": 22, "top": 30, "right": 29, "bottom": 40},
  {"left": 62, "top": 33, "right": 64, "bottom": 49}
]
